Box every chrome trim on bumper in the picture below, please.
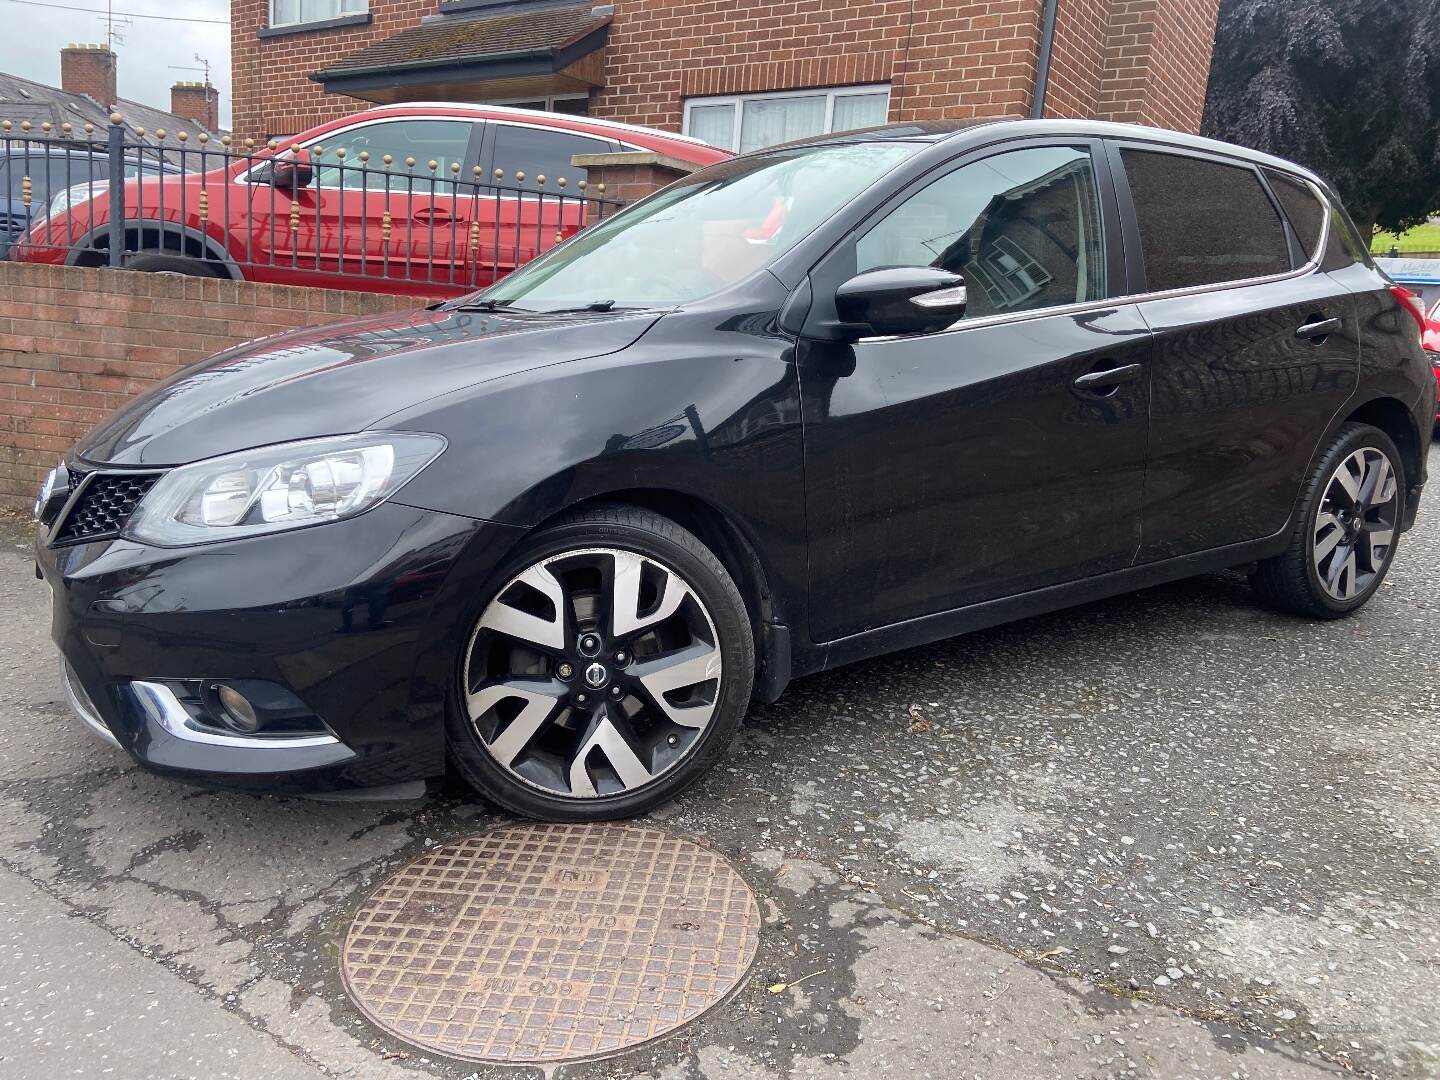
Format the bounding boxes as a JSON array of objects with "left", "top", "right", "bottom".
[
  {"left": 61, "top": 661, "right": 121, "bottom": 749},
  {"left": 130, "top": 680, "right": 341, "bottom": 749}
]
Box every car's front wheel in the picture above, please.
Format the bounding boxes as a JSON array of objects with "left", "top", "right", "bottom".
[
  {"left": 1252, "top": 422, "right": 1405, "bottom": 618},
  {"left": 447, "top": 504, "right": 754, "bottom": 820}
]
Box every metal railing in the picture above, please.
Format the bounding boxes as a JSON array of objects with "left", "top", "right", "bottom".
[{"left": 1, "top": 114, "right": 625, "bottom": 295}]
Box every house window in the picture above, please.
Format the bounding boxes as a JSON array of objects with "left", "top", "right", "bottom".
[
  {"left": 270, "top": 0, "right": 367, "bottom": 29},
  {"left": 682, "top": 86, "right": 890, "bottom": 153},
  {"left": 487, "top": 94, "right": 590, "bottom": 117}
]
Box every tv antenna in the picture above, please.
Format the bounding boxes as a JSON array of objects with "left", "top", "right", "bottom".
[
  {"left": 168, "top": 54, "right": 213, "bottom": 88},
  {"left": 99, "top": 0, "right": 133, "bottom": 48}
]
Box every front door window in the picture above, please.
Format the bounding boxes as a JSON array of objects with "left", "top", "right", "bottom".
[
  {"left": 308, "top": 119, "right": 477, "bottom": 192},
  {"left": 855, "top": 145, "right": 1107, "bottom": 320}
]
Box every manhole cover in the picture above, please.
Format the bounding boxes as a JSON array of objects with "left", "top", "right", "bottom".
[{"left": 340, "top": 823, "right": 761, "bottom": 1064}]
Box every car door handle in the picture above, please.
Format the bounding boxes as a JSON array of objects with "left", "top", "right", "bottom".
[
  {"left": 1073, "top": 363, "right": 1143, "bottom": 392},
  {"left": 412, "top": 208, "right": 453, "bottom": 224},
  {"left": 1296, "top": 316, "right": 1342, "bottom": 340}
]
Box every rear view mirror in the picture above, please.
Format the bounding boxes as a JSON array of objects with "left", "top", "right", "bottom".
[
  {"left": 835, "top": 266, "right": 967, "bottom": 337},
  {"left": 270, "top": 147, "right": 314, "bottom": 191}
]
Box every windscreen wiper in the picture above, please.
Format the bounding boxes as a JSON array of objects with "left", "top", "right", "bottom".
[
  {"left": 539, "top": 300, "right": 628, "bottom": 313},
  {"left": 446, "top": 298, "right": 520, "bottom": 313}
]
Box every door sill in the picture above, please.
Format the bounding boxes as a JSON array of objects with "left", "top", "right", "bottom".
[{"left": 804, "top": 528, "right": 1291, "bottom": 676}]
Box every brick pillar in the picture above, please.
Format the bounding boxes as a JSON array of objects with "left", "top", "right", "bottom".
[
  {"left": 1094, "top": 0, "right": 1220, "bottom": 133},
  {"left": 60, "top": 44, "right": 118, "bottom": 108},
  {"left": 171, "top": 82, "right": 220, "bottom": 131},
  {"left": 569, "top": 151, "right": 700, "bottom": 205}
]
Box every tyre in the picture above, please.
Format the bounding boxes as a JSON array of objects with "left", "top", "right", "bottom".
[
  {"left": 1252, "top": 422, "right": 1405, "bottom": 618},
  {"left": 123, "top": 251, "right": 222, "bottom": 277},
  {"left": 447, "top": 504, "right": 754, "bottom": 820}
]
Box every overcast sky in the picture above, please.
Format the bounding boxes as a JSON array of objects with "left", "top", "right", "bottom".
[{"left": 0, "top": 0, "right": 232, "bottom": 127}]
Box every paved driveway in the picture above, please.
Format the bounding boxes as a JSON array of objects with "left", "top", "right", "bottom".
[{"left": 1, "top": 448, "right": 1436, "bottom": 1079}]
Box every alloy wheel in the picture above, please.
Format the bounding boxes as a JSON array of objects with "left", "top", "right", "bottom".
[
  {"left": 462, "top": 547, "right": 723, "bottom": 799},
  {"left": 1312, "top": 447, "right": 1398, "bottom": 602}
]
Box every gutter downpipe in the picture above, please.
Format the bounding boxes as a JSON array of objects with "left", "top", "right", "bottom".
[{"left": 1031, "top": 0, "right": 1061, "bottom": 119}]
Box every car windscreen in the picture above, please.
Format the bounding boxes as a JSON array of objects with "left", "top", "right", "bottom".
[{"left": 478, "top": 141, "right": 922, "bottom": 311}]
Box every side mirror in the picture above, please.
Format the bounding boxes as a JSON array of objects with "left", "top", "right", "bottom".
[
  {"left": 270, "top": 147, "right": 314, "bottom": 191},
  {"left": 834, "top": 266, "right": 967, "bottom": 338}
]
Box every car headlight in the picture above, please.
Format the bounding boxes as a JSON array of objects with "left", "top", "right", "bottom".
[
  {"left": 39, "top": 185, "right": 93, "bottom": 223},
  {"left": 123, "top": 432, "right": 445, "bottom": 547}
]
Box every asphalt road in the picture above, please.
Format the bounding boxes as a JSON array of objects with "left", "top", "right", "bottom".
[{"left": 0, "top": 448, "right": 1435, "bottom": 1080}]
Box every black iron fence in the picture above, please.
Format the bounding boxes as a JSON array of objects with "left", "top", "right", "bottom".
[{"left": 0, "top": 115, "right": 626, "bottom": 294}]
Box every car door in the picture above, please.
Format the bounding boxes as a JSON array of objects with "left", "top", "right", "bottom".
[
  {"left": 257, "top": 118, "right": 483, "bottom": 291},
  {"left": 798, "top": 139, "right": 1153, "bottom": 642},
  {"left": 1107, "top": 143, "right": 1361, "bottom": 562},
  {"left": 477, "top": 121, "right": 619, "bottom": 285}
]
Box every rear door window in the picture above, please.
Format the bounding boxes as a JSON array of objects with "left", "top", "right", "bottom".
[
  {"left": 1121, "top": 148, "right": 1290, "bottom": 291},
  {"left": 487, "top": 123, "right": 615, "bottom": 189}
]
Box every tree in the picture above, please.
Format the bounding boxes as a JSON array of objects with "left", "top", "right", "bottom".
[{"left": 1203, "top": 0, "right": 1440, "bottom": 239}]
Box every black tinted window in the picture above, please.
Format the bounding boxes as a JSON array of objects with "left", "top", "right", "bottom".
[
  {"left": 1122, "top": 149, "right": 1289, "bottom": 291},
  {"left": 1263, "top": 169, "right": 1325, "bottom": 263},
  {"left": 1321, "top": 205, "right": 1370, "bottom": 272},
  {"left": 857, "top": 145, "right": 1107, "bottom": 319},
  {"left": 489, "top": 124, "right": 612, "bottom": 188}
]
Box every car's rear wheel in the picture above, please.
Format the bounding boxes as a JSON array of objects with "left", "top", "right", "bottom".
[
  {"left": 124, "top": 251, "right": 222, "bottom": 277},
  {"left": 446, "top": 504, "right": 753, "bottom": 821},
  {"left": 1252, "top": 422, "right": 1404, "bottom": 618}
]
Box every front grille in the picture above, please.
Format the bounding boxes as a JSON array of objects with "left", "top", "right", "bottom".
[
  {"left": 67, "top": 468, "right": 87, "bottom": 494},
  {"left": 54, "top": 472, "right": 161, "bottom": 544}
]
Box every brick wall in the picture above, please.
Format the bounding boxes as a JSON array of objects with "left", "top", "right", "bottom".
[
  {"left": 590, "top": 0, "right": 1047, "bottom": 131},
  {"left": 231, "top": 0, "right": 433, "bottom": 142},
  {"left": 1096, "top": 0, "right": 1219, "bottom": 132},
  {"left": 1042, "top": 0, "right": 1110, "bottom": 119},
  {"left": 232, "top": 0, "right": 1219, "bottom": 145},
  {"left": 0, "top": 262, "right": 428, "bottom": 512}
]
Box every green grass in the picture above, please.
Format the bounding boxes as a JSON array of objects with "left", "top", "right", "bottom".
[{"left": 1371, "top": 222, "right": 1440, "bottom": 254}]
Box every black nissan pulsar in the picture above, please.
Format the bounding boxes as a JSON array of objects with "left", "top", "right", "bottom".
[{"left": 34, "top": 120, "right": 1435, "bottom": 820}]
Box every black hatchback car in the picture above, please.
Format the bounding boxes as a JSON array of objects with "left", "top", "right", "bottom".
[{"left": 35, "top": 120, "right": 1435, "bottom": 819}]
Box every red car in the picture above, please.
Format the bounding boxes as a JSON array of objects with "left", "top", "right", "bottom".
[
  {"left": 1426, "top": 295, "right": 1440, "bottom": 427},
  {"left": 13, "top": 104, "right": 730, "bottom": 296},
  {"left": 1396, "top": 288, "right": 1440, "bottom": 427}
]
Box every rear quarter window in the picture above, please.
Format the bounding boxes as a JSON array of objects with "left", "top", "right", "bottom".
[
  {"left": 1321, "top": 204, "right": 1372, "bottom": 272},
  {"left": 1121, "top": 148, "right": 1291, "bottom": 292},
  {"left": 1263, "top": 168, "right": 1326, "bottom": 264}
]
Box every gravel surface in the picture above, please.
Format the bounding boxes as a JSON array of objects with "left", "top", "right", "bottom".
[{"left": 0, "top": 446, "right": 1435, "bottom": 1079}]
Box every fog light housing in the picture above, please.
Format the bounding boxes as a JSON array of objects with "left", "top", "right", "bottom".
[{"left": 215, "top": 685, "right": 260, "bottom": 733}]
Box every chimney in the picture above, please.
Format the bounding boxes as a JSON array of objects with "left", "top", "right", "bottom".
[
  {"left": 171, "top": 81, "right": 219, "bottom": 131},
  {"left": 60, "top": 43, "right": 117, "bottom": 108}
]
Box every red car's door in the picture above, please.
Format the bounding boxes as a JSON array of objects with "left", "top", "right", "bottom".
[{"left": 254, "top": 118, "right": 483, "bottom": 294}]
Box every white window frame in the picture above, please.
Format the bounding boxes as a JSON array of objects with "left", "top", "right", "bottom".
[
  {"left": 269, "top": 0, "right": 367, "bottom": 30},
  {"left": 682, "top": 84, "right": 891, "bottom": 152}
]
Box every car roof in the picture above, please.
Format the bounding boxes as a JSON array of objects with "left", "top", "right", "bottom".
[
  {"left": 0, "top": 146, "right": 105, "bottom": 159},
  {"left": 755, "top": 117, "right": 1326, "bottom": 186},
  {"left": 356, "top": 102, "right": 714, "bottom": 148}
]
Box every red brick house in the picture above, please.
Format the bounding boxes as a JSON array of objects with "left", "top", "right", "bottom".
[{"left": 232, "top": 0, "right": 1219, "bottom": 148}]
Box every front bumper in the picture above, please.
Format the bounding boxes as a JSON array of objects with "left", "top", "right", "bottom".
[{"left": 38, "top": 501, "right": 525, "bottom": 796}]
